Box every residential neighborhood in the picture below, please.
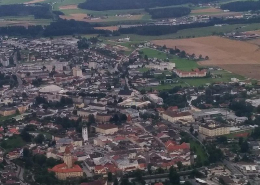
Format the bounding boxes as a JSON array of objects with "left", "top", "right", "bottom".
[{"left": 0, "top": 35, "right": 258, "bottom": 185}]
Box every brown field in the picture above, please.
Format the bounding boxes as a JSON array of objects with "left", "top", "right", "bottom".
[
  {"left": 191, "top": 8, "right": 222, "bottom": 13},
  {"left": 60, "top": 14, "right": 143, "bottom": 22},
  {"left": 247, "top": 38, "right": 260, "bottom": 46},
  {"left": 152, "top": 36, "right": 260, "bottom": 79},
  {"left": 24, "top": 0, "right": 45, "bottom": 4},
  {"left": 59, "top": 5, "right": 78, "bottom": 10},
  {"left": 95, "top": 26, "right": 119, "bottom": 31}
]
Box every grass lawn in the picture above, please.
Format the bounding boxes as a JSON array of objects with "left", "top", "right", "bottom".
[
  {"left": 140, "top": 48, "right": 199, "bottom": 71},
  {"left": 190, "top": 140, "right": 208, "bottom": 163},
  {"left": 0, "top": 114, "right": 18, "bottom": 122},
  {"left": 1, "top": 136, "right": 26, "bottom": 150},
  {"left": 138, "top": 67, "right": 149, "bottom": 72}
]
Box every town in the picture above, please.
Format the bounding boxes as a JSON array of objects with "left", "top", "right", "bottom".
[{"left": 0, "top": 35, "right": 258, "bottom": 185}]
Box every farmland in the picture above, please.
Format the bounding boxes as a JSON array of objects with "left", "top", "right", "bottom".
[{"left": 152, "top": 36, "right": 260, "bottom": 79}]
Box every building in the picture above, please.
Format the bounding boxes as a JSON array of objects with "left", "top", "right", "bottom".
[
  {"left": 73, "top": 67, "right": 83, "bottom": 77},
  {"left": 82, "top": 127, "right": 88, "bottom": 142},
  {"left": 118, "top": 89, "right": 134, "bottom": 98},
  {"left": 96, "top": 113, "right": 112, "bottom": 122},
  {"left": 0, "top": 107, "right": 17, "bottom": 116},
  {"left": 199, "top": 123, "right": 230, "bottom": 137},
  {"left": 173, "top": 69, "right": 207, "bottom": 78},
  {"left": 146, "top": 62, "right": 175, "bottom": 70},
  {"left": 95, "top": 124, "right": 118, "bottom": 135},
  {"left": 0, "top": 55, "right": 9, "bottom": 67},
  {"left": 16, "top": 104, "right": 29, "bottom": 114},
  {"left": 49, "top": 147, "right": 83, "bottom": 180},
  {"left": 147, "top": 94, "right": 163, "bottom": 105},
  {"left": 161, "top": 110, "right": 194, "bottom": 123}
]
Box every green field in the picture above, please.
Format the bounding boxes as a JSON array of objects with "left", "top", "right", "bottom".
[
  {"left": 1, "top": 136, "right": 26, "bottom": 150},
  {"left": 140, "top": 48, "right": 199, "bottom": 71},
  {"left": 190, "top": 140, "right": 208, "bottom": 164},
  {"left": 0, "top": 16, "right": 52, "bottom": 27}
]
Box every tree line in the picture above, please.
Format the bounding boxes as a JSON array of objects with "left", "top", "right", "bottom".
[
  {"left": 0, "top": 4, "right": 53, "bottom": 19},
  {"left": 119, "top": 16, "right": 260, "bottom": 36},
  {"left": 78, "top": 0, "right": 212, "bottom": 11},
  {"left": 220, "top": 0, "right": 260, "bottom": 12},
  {"left": 0, "top": 19, "right": 109, "bottom": 37},
  {"left": 146, "top": 7, "right": 191, "bottom": 19}
]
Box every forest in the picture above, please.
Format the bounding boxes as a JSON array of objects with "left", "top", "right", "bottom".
[
  {"left": 0, "top": 4, "right": 53, "bottom": 19},
  {"left": 78, "top": 0, "right": 212, "bottom": 11},
  {"left": 220, "top": 1, "right": 260, "bottom": 12},
  {"left": 147, "top": 7, "right": 191, "bottom": 19}
]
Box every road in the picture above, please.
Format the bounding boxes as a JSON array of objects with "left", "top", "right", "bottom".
[{"left": 223, "top": 159, "right": 243, "bottom": 177}]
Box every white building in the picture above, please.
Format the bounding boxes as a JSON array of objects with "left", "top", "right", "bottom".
[
  {"left": 73, "top": 67, "right": 83, "bottom": 77},
  {"left": 82, "top": 127, "right": 88, "bottom": 142},
  {"left": 146, "top": 62, "right": 175, "bottom": 70},
  {"left": 147, "top": 94, "right": 163, "bottom": 105}
]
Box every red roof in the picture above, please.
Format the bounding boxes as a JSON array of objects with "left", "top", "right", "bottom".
[
  {"left": 49, "top": 163, "right": 83, "bottom": 173},
  {"left": 165, "top": 140, "right": 176, "bottom": 148},
  {"left": 167, "top": 106, "right": 178, "bottom": 111},
  {"left": 167, "top": 142, "right": 190, "bottom": 152}
]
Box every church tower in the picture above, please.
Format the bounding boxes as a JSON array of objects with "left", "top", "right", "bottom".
[
  {"left": 63, "top": 147, "right": 73, "bottom": 168},
  {"left": 82, "top": 127, "right": 88, "bottom": 142}
]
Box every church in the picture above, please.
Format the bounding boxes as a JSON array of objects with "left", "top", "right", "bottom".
[{"left": 49, "top": 147, "right": 83, "bottom": 180}]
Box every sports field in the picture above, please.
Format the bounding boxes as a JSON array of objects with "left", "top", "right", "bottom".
[{"left": 152, "top": 36, "right": 260, "bottom": 79}]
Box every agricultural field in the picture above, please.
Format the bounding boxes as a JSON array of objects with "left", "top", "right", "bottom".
[
  {"left": 0, "top": 0, "right": 32, "bottom": 5},
  {"left": 0, "top": 16, "right": 51, "bottom": 27},
  {"left": 152, "top": 36, "right": 260, "bottom": 79}
]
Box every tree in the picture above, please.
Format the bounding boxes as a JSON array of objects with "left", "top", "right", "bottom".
[
  {"left": 88, "top": 114, "right": 95, "bottom": 124},
  {"left": 144, "top": 55, "right": 148, "bottom": 61},
  {"left": 238, "top": 137, "right": 244, "bottom": 146},
  {"left": 34, "top": 134, "right": 45, "bottom": 144},
  {"left": 240, "top": 140, "right": 249, "bottom": 153},
  {"left": 23, "top": 147, "right": 31, "bottom": 158},
  {"left": 114, "top": 178, "right": 119, "bottom": 185},
  {"left": 189, "top": 126, "right": 194, "bottom": 133},
  {"left": 177, "top": 161, "right": 183, "bottom": 171},
  {"left": 20, "top": 130, "right": 32, "bottom": 142},
  {"left": 107, "top": 172, "right": 113, "bottom": 182},
  {"left": 169, "top": 166, "right": 180, "bottom": 185}
]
